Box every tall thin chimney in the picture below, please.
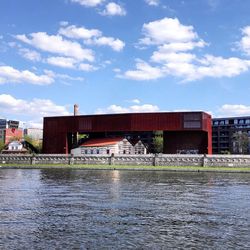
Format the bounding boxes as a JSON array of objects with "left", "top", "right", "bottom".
[{"left": 74, "top": 104, "right": 79, "bottom": 116}]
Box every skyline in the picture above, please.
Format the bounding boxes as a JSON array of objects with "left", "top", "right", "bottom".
[{"left": 1, "top": 0, "right": 250, "bottom": 128}]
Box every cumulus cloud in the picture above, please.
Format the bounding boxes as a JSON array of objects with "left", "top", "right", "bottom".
[
  {"left": 59, "top": 24, "right": 125, "bottom": 51},
  {"left": 96, "top": 103, "right": 159, "bottom": 114},
  {"left": 0, "top": 94, "right": 70, "bottom": 128},
  {"left": 145, "top": 0, "right": 160, "bottom": 6},
  {"left": 59, "top": 25, "right": 101, "bottom": 40},
  {"left": 18, "top": 48, "right": 41, "bottom": 62},
  {"left": 217, "top": 104, "right": 250, "bottom": 117},
  {"left": 16, "top": 32, "right": 94, "bottom": 62},
  {"left": 70, "top": 0, "right": 104, "bottom": 7},
  {"left": 89, "top": 36, "right": 125, "bottom": 51},
  {"left": 0, "top": 65, "right": 54, "bottom": 85},
  {"left": 120, "top": 59, "right": 164, "bottom": 81},
  {"left": 46, "top": 56, "right": 77, "bottom": 69},
  {"left": 238, "top": 26, "right": 250, "bottom": 56},
  {"left": 79, "top": 63, "right": 98, "bottom": 71},
  {"left": 120, "top": 17, "right": 250, "bottom": 82},
  {"left": 101, "top": 2, "right": 126, "bottom": 16},
  {"left": 139, "top": 17, "right": 205, "bottom": 48}
]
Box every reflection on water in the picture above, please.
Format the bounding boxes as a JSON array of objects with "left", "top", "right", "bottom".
[{"left": 0, "top": 169, "right": 250, "bottom": 249}]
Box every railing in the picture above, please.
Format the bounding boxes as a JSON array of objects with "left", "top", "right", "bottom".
[{"left": 0, "top": 154, "right": 250, "bottom": 167}]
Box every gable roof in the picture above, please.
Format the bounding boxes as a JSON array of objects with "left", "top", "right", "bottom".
[{"left": 80, "top": 137, "right": 125, "bottom": 147}]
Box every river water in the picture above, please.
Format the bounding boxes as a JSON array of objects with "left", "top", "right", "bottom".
[{"left": 0, "top": 169, "right": 250, "bottom": 249}]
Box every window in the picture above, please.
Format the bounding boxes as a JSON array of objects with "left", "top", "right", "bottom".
[
  {"left": 183, "top": 114, "right": 201, "bottom": 128},
  {"left": 234, "top": 119, "right": 238, "bottom": 125},
  {"left": 106, "top": 149, "right": 110, "bottom": 154}
]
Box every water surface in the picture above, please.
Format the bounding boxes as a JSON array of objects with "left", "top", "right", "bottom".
[{"left": 0, "top": 169, "right": 250, "bottom": 249}]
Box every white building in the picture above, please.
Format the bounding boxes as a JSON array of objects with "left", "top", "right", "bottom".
[
  {"left": 24, "top": 128, "right": 43, "bottom": 141},
  {"left": 133, "top": 140, "right": 147, "bottom": 154},
  {"left": 1, "top": 140, "right": 28, "bottom": 154},
  {"left": 8, "top": 141, "right": 23, "bottom": 151},
  {"left": 71, "top": 137, "right": 147, "bottom": 156}
]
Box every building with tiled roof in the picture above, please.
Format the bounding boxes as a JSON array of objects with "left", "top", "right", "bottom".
[{"left": 71, "top": 137, "right": 147, "bottom": 155}]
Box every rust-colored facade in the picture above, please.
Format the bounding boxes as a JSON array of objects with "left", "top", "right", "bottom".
[{"left": 43, "top": 112, "right": 212, "bottom": 154}]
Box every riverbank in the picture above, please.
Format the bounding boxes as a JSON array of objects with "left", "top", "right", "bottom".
[{"left": 1, "top": 164, "right": 250, "bottom": 173}]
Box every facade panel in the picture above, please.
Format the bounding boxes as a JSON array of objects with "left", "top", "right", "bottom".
[{"left": 43, "top": 112, "right": 212, "bottom": 154}]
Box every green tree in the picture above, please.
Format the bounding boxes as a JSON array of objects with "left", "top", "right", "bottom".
[
  {"left": 0, "top": 140, "right": 5, "bottom": 152},
  {"left": 152, "top": 131, "right": 163, "bottom": 153},
  {"left": 232, "top": 131, "right": 249, "bottom": 154}
]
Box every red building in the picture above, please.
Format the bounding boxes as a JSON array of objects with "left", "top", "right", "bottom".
[
  {"left": 2, "top": 128, "right": 23, "bottom": 144},
  {"left": 43, "top": 112, "right": 212, "bottom": 154}
]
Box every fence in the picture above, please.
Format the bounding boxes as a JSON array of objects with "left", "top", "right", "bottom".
[{"left": 0, "top": 154, "right": 250, "bottom": 167}]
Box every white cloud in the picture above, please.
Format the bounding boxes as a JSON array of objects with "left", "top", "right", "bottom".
[
  {"left": 44, "top": 69, "right": 84, "bottom": 82},
  {"left": 238, "top": 26, "right": 250, "bottom": 56},
  {"left": 151, "top": 51, "right": 195, "bottom": 63},
  {"left": 59, "top": 21, "right": 69, "bottom": 26},
  {"left": 18, "top": 48, "right": 41, "bottom": 62},
  {"left": 59, "top": 25, "right": 101, "bottom": 40},
  {"left": 130, "top": 99, "right": 141, "bottom": 104},
  {"left": 59, "top": 24, "right": 125, "bottom": 51},
  {"left": 96, "top": 103, "right": 159, "bottom": 114},
  {"left": 101, "top": 2, "right": 126, "bottom": 16},
  {"left": 0, "top": 65, "right": 54, "bottom": 85},
  {"left": 16, "top": 32, "right": 94, "bottom": 62},
  {"left": 145, "top": 0, "right": 160, "bottom": 6},
  {"left": 70, "top": 0, "right": 104, "bottom": 7},
  {"left": 46, "top": 56, "right": 77, "bottom": 69},
  {"left": 0, "top": 94, "right": 70, "bottom": 128},
  {"left": 121, "top": 59, "right": 164, "bottom": 81},
  {"left": 89, "top": 36, "right": 125, "bottom": 51},
  {"left": 217, "top": 104, "right": 250, "bottom": 117},
  {"left": 79, "top": 63, "right": 97, "bottom": 71},
  {"left": 193, "top": 55, "right": 250, "bottom": 80},
  {"left": 121, "top": 17, "right": 250, "bottom": 82},
  {"left": 140, "top": 18, "right": 204, "bottom": 47}
]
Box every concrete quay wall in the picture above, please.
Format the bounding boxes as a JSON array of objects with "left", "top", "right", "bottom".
[{"left": 0, "top": 154, "right": 250, "bottom": 167}]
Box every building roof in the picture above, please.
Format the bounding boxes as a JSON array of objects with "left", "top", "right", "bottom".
[{"left": 80, "top": 137, "right": 124, "bottom": 147}]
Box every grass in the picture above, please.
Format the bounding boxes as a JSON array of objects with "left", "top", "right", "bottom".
[{"left": 1, "top": 164, "right": 250, "bottom": 172}]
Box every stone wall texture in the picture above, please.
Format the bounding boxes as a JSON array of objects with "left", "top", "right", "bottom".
[{"left": 1, "top": 154, "right": 250, "bottom": 167}]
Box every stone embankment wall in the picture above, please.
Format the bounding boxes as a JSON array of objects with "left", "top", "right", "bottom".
[{"left": 0, "top": 154, "right": 250, "bottom": 167}]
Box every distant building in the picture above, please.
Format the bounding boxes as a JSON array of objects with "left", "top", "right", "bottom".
[
  {"left": 0, "top": 119, "right": 23, "bottom": 144},
  {"left": 71, "top": 137, "right": 147, "bottom": 155},
  {"left": 212, "top": 116, "right": 250, "bottom": 154},
  {"left": 24, "top": 128, "right": 43, "bottom": 141},
  {"left": 129, "top": 139, "right": 147, "bottom": 154}
]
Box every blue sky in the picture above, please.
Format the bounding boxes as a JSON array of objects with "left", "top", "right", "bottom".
[{"left": 0, "top": 0, "right": 250, "bottom": 128}]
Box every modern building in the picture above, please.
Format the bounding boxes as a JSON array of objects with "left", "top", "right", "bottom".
[
  {"left": 43, "top": 112, "right": 212, "bottom": 154},
  {"left": 212, "top": 116, "right": 250, "bottom": 154},
  {"left": 0, "top": 119, "right": 23, "bottom": 144}
]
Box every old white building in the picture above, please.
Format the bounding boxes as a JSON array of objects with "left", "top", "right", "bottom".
[{"left": 71, "top": 137, "right": 147, "bottom": 156}]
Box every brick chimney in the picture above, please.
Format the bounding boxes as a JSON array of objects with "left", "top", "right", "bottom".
[{"left": 74, "top": 104, "right": 79, "bottom": 116}]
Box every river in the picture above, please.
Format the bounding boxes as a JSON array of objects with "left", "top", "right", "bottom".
[{"left": 0, "top": 169, "right": 250, "bottom": 249}]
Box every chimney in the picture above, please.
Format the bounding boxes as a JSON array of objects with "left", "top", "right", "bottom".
[{"left": 74, "top": 104, "right": 79, "bottom": 116}]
